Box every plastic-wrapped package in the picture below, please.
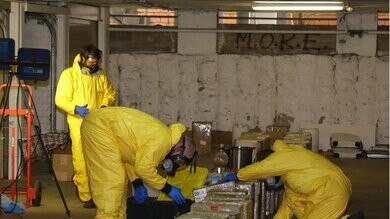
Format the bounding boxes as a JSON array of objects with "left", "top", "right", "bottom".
[
  {"left": 190, "top": 200, "right": 242, "bottom": 219},
  {"left": 193, "top": 182, "right": 236, "bottom": 202},
  {"left": 235, "top": 181, "right": 259, "bottom": 219},
  {"left": 235, "top": 182, "right": 256, "bottom": 199},
  {"left": 258, "top": 181, "right": 284, "bottom": 219},
  {"left": 204, "top": 196, "right": 253, "bottom": 219},
  {"left": 283, "top": 132, "right": 312, "bottom": 149},
  {"left": 177, "top": 211, "right": 234, "bottom": 219},
  {"left": 192, "top": 121, "right": 212, "bottom": 155},
  {"left": 207, "top": 191, "right": 249, "bottom": 199}
]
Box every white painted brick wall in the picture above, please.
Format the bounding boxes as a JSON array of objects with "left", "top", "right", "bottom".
[
  {"left": 109, "top": 53, "right": 389, "bottom": 145},
  {"left": 21, "top": 15, "right": 389, "bottom": 145}
]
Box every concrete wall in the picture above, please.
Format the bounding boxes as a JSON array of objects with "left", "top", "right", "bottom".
[{"left": 108, "top": 54, "right": 389, "bottom": 146}]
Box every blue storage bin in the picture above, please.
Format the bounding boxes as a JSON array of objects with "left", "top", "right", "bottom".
[
  {"left": 17, "top": 48, "right": 50, "bottom": 81},
  {"left": 127, "top": 197, "right": 192, "bottom": 219},
  {"left": 0, "top": 38, "right": 15, "bottom": 70}
]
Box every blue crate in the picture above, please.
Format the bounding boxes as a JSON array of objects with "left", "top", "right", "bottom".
[
  {"left": 0, "top": 38, "right": 15, "bottom": 70},
  {"left": 17, "top": 48, "right": 50, "bottom": 81},
  {"left": 127, "top": 197, "right": 192, "bottom": 219}
]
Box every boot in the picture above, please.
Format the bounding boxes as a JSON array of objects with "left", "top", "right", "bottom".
[{"left": 83, "top": 199, "right": 96, "bottom": 209}]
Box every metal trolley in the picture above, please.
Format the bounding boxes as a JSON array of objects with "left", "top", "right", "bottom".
[{"left": 0, "top": 83, "right": 41, "bottom": 208}]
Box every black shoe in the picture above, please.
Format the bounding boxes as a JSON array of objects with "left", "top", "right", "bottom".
[
  {"left": 83, "top": 199, "right": 96, "bottom": 209},
  {"left": 348, "top": 211, "right": 366, "bottom": 219}
]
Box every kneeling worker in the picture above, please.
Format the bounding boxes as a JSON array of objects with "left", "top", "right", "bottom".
[
  {"left": 224, "top": 140, "right": 352, "bottom": 219},
  {"left": 80, "top": 106, "right": 194, "bottom": 219}
]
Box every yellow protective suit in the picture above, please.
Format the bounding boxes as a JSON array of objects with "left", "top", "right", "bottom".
[
  {"left": 55, "top": 54, "right": 116, "bottom": 202},
  {"left": 80, "top": 106, "right": 186, "bottom": 219},
  {"left": 237, "top": 140, "right": 352, "bottom": 219}
]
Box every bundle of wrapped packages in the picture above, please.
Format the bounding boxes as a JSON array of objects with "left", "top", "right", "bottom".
[
  {"left": 186, "top": 180, "right": 284, "bottom": 219},
  {"left": 177, "top": 211, "right": 235, "bottom": 219},
  {"left": 187, "top": 181, "right": 258, "bottom": 219},
  {"left": 202, "top": 192, "right": 253, "bottom": 219},
  {"left": 282, "top": 132, "right": 312, "bottom": 149}
]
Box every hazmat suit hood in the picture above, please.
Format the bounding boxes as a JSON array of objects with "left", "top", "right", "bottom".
[
  {"left": 169, "top": 123, "right": 186, "bottom": 146},
  {"left": 74, "top": 54, "right": 103, "bottom": 76}
]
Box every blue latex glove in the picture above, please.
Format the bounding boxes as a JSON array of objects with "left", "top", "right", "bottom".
[
  {"left": 75, "top": 104, "right": 89, "bottom": 118},
  {"left": 222, "top": 172, "right": 239, "bottom": 183},
  {"left": 167, "top": 186, "right": 186, "bottom": 205},
  {"left": 1, "top": 194, "right": 25, "bottom": 214},
  {"left": 134, "top": 185, "right": 148, "bottom": 204}
]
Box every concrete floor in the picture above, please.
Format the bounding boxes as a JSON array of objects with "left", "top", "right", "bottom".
[
  {"left": 0, "top": 156, "right": 388, "bottom": 219},
  {"left": 332, "top": 157, "right": 389, "bottom": 219},
  {"left": 1, "top": 162, "right": 96, "bottom": 219}
]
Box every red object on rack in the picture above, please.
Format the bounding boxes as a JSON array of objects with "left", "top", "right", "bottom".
[{"left": 0, "top": 83, "right": 36, "bottom": 208}]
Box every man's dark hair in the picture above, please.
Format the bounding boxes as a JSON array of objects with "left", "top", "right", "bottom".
[{"left": 80, "top": 44, "right": 101, "bottom": 60}]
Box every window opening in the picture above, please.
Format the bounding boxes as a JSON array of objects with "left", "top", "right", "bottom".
[
  {"left": 219, "top": 11, "right": 337, "bottom": 26},
  {"left": 110, "top": 6, "right": 176, "bottom": 27}
]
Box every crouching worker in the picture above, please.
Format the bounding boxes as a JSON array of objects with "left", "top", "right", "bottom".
[
  {"left": 224, "top": 140, "right": 352, "bottom": 219},
  {"left": 80, "top": 106, "right": 193, "bottom": 219}
]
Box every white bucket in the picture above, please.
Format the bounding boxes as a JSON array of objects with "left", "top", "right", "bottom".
[
  {"left": 232, "top": 124, "right": 249, "bottom": 146},
  {"left": 302, "top": 128, "right": 319, "bottom": 152}
]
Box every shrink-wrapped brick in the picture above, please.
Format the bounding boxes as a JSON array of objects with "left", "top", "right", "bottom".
[
  {"left": 191, "top": 201, "right": 242, "bottom": 219},
  {"left": 177, "top": 211, "right": 235, "bottom": 219},
  {"left": 205, "top": 196, "right": 253, "bottom": 219}
]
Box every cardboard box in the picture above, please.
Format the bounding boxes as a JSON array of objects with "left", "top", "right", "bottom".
[
  {"left": 52, "top": 143, "right": 72, "bottom": 154},
  {"left": 192, "top": 121, "right": 212, "bottom": 155},
  {"left": 52, "top": 153, "right": 74, "bottom": 181}
]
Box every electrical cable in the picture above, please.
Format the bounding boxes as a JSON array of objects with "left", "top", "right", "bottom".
[
  {"left": 0, "top": 70, "right": 48, "bottom": 213},
  {"left": 0, "top": 49, "right": 70, "bottom": 217},
  {"left": 0, "top": 71, "right": 25, "bottom": 213},
  {"left": 20, "top": 76, "right": 71, "bottom": 217}
]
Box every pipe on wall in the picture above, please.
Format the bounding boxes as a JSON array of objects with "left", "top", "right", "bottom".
[
  {"left": 25, "top": 13, "right": 57, "bottom": 132},
  {"left": 109, "top": 27, "right": 389, "bottom": 35}
]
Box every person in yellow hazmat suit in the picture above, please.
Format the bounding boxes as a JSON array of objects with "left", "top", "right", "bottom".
[
  {"left": 80, "top": 106, "right": 195, "bottom": 219},
  {"left": 223, "top": 140, "right": 352, "bottom": 219},
  {"left": 55, "top": 44, "right": 116, "bottom": 208}
]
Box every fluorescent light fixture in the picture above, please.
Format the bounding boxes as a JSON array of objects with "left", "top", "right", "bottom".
[{"left": 252, "top": 1, "right": 345, "bottom": 11}]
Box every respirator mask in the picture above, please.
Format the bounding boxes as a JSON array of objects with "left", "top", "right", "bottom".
[
  {"left": 80, "top": 55, "right": 102, "bottom": 75},
  {"left": 264, "top": 175, "right": 284, "bottom": 191},
  {"left": 162, "top": 136, "right": 197, "bottom": 177}
]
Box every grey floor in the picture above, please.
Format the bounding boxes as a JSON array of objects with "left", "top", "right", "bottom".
[{"left": 0, "top": 156, "right": 388, "bottom": 219}]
